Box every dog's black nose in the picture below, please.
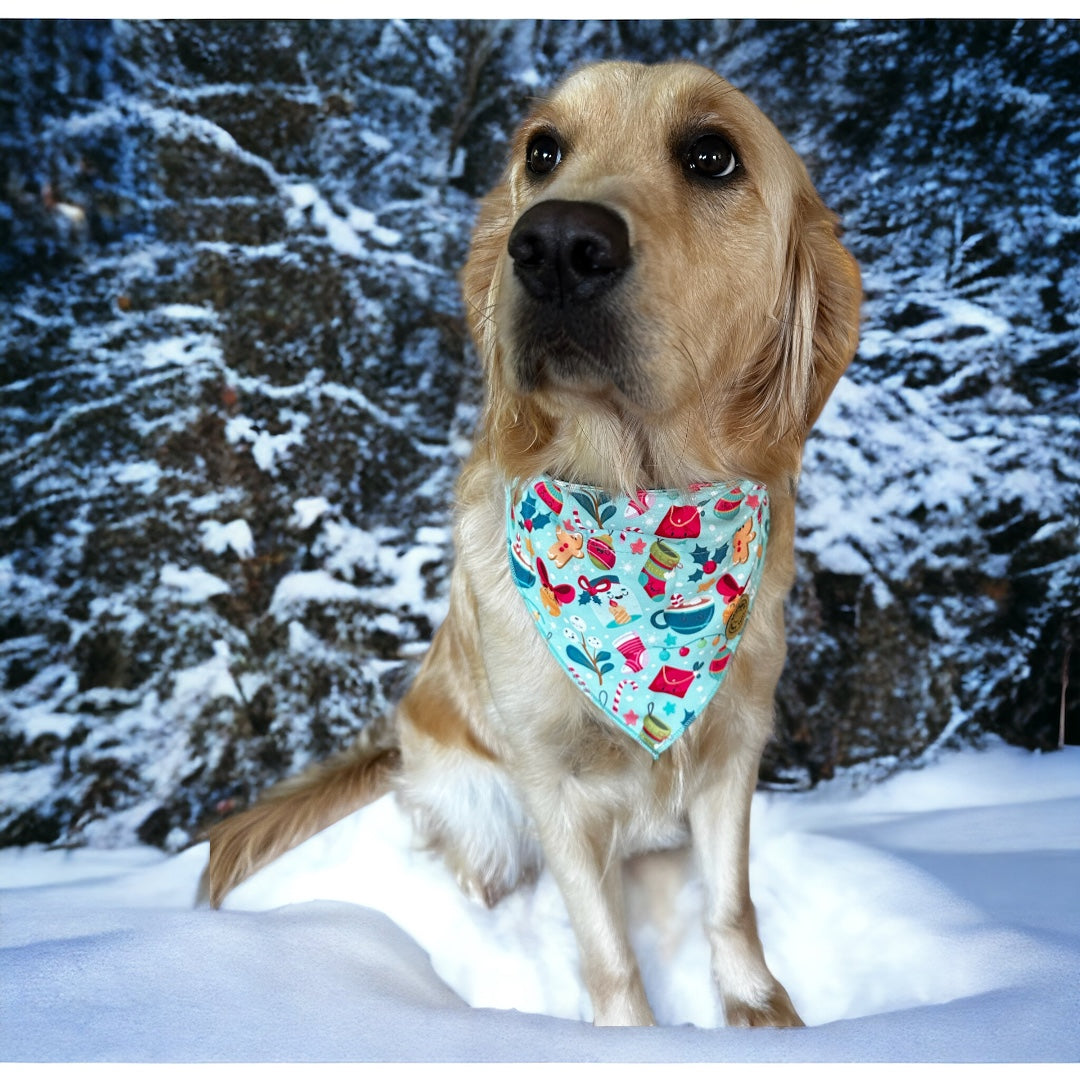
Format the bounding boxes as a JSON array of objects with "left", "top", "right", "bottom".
[{"left": 508, "top": 200, "right": 630, "bottom": 304}]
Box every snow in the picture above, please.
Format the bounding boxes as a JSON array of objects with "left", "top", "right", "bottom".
[
  {"left": 225, "top": 412, "right": 308, "bottom": 472},
  {"left": 286, "top": 180, "right": 365, "bottom": 258},
  {"left": 141, "top": 332, "right": 219, "bottom": 370},
  {"left": 290, "top": 496, "right": 332, "bottom": 530},
  {"left": 1, "top": 24, "right": 1076, "bottom": 1021},
  {"left": 158, "top": 562, "right": 230, "bottom": 602},
  {"left": 199, "top": 518, "right": 255, "bottom": 560},
  {"left": 269, "top": 569, "right": 364, "bottom": 617},
  {"left": 899, "top": 297, "right": 1010, "bottom": 341},
  {"left": 3, "top": 741, "right": 1078, "bottom": 1062},
  {"left": 170, "top": 641, "right": 242, "bottom": 706},
  {"left": 113, "top": 460, "right": 163, "bottom": 489}
]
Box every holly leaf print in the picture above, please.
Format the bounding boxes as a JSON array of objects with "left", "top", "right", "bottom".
[
  {"left": 565, "top": 645, "right": 591, "bottom": 667},
  {"left": 570, "top": 491, "right": 597, "bottom": 516}
]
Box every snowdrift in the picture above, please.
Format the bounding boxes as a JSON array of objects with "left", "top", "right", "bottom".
[{"left": 3, "top": 741, "right": 1078, "bottom": 1062}]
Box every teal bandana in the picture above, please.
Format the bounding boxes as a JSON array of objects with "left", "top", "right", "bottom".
[{"left": 506, "top": 475, "right": 770, "bottom": 758}]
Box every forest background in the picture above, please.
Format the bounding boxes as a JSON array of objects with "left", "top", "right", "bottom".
[{"left": 1, "top": 18, "right": 1077, "bottom": 853}]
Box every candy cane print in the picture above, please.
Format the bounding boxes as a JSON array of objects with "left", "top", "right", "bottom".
[
  {"left": 612, "top": 678, "right": 639, "bottom": 714},
  {"left": 566, "top": 664, "right": 591, "bottom": 695}
]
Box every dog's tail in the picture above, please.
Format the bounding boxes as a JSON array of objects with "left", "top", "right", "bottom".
[{"left": 198, "top": 744, "right": 401, "bottom": 909}]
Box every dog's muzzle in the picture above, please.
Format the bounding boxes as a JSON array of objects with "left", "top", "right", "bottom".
[
  {"left": 506, "top": 200, "right": 641, "bottom": 396},
  {"left": 508, "top": 200, "right": 630, "bottom": 305}
]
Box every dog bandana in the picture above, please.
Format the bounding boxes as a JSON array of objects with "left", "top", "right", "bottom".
[{"left": 506, "top": 475, "right": 769, "bottom": 758}]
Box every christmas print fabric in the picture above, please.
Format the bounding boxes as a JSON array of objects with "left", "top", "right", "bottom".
[{"left": 506, "top": 475, "right": 770, "bottom": 758}]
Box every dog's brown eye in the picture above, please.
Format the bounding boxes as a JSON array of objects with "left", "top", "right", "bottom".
[
  {"left": 526, "top": 133, "right": 562, "bottom": 176},
  {"left": 683, "top": 133, "right": 738, "bottom": 180}
]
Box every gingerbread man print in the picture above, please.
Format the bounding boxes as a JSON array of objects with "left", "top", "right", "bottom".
[
  {"left": 731, "top": 518, "right": 757, "bottom": 565},
  {"left": 548, "top": 526, "right": 585, "bottom": 568}
]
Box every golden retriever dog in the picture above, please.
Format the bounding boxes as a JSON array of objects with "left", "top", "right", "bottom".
[{"left": 203, "top": 60, "right": 861, "bottom": 1028}]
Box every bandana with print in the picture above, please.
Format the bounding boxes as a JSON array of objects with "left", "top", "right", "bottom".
[{"left": 506, "top": 475, "right": 770, "bottom": 758}]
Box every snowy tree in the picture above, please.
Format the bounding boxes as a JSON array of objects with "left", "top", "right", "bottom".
[{"left": 1, "top": 19, "right": 1076, "bottom": 849}]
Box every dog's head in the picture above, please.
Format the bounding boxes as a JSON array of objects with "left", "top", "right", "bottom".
[{"left": 463, "top": 61, "right": 861, "bottom": 490}]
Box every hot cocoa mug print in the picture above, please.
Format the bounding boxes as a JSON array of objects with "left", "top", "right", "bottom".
[{"left": 650, "top": 594, "right": 715, "bottom": 635}]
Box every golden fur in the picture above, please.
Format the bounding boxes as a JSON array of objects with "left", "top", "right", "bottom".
[{"left": 203, "top": 61, "right": 861, "bottom": 1028}]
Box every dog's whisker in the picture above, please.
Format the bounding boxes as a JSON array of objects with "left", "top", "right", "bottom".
[{"left": 464, "top": 295, "right": 499, "bottom": 329}]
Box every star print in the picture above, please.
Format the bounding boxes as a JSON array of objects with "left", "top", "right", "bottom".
[
  {"left": 664, "top": 634, "right": 677, "bottom": 647},
  {"left": 630, "top": 538, "right": 647, "bottom": 555},
  {"left": 623, "top": 709, "right": 639, "bottom": 724},
  {"left": 663, "top": 701, "right": 677, "bottom": 715}
]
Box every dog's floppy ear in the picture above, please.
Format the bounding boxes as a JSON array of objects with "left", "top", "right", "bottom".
[
  {"left": 461, "top": 183, "right": 556, "bottom": 473},
  {"left": 735, "top": 195, "right": 862, "bottom": 448}
]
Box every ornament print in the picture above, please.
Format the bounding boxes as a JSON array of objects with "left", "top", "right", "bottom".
[{"left": 506, "top": 475, "right": 770, "bottom": 758}]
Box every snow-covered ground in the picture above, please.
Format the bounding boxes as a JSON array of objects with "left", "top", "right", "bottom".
[{"left": 3, "top": 739, "right": 1078, "bottom": 1062}]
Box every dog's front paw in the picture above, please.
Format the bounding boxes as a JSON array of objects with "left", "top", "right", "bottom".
[
  {"left": 591, "top": 985, "right": 656, "bottom": 1027},
  {"left": 724, "top": 982, "right": 804, "bottom": 1028}
]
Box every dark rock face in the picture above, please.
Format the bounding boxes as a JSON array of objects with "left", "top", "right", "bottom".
[{"left": 1, "top": 19, "right": 1077, "bottom": 848}]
